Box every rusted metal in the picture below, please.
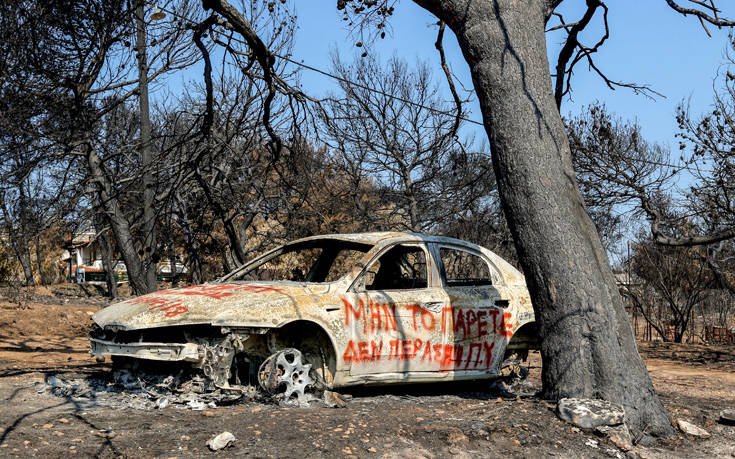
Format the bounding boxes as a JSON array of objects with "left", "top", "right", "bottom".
[{"left": 90, "top": 232, "right": 537, "bottom": 390}]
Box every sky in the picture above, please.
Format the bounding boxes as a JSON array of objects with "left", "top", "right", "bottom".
[{"left": 279, "top": 0, "right": 734, "bottom": 154}]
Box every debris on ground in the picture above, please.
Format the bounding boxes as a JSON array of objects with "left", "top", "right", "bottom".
[
  {"left": 206, "top": 431, "right": 236, "bottom": 451},
  {"left": 39, "top": 369, "right": 256, "bottom": 411},
  {"left": 677, "top": 419, "right": 711, "bottom": 438},
  {"left": 324, "top": 390, "right": 348, "bottom": 408},
  {"left": 556, "top": 398, "right": 626, "bottom": 429},
  {"left": 40, "top": 363, "right": 350, "bottom": 411},
  {"left": 719, "top": 409, "right": 735, "bottom": 425}
]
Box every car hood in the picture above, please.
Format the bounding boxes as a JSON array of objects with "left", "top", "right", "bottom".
[{"left": 92, "top": 282, "right": 329, "bottom": 331}]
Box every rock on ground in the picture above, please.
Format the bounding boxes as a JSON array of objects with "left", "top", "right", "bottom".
[
  {"left": 595, "top": 424, "right": 633, "bottom": 451},
  {"left": 556, "top": 398, "right": 625, "bottom": 429},
  {"left": 206, "top": 431, "right": 236, "bottom": 450},
  {"left": 677, "top": 420, "right": 711, "bottom": 438}
]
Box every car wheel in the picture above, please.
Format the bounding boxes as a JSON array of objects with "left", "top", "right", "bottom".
[{"left": 258, "top": 348, "right": 315, "bottom": 403}]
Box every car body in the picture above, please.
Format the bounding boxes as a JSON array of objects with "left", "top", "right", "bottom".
[{"left": 90, "top": 232, "right": 538, "bottom": 391}]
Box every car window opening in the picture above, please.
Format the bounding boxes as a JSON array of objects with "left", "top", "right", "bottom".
[
  {"left": 440, "top": 247, "right": 493, "bottom": 287},
  {"left": 365, "top": 245, "right": 428, "bottom": 290},
  {"left": 236, "top": 240, "right": 373, "bottom": 283}
]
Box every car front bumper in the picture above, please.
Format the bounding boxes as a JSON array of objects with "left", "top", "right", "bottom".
[{"left": 89, "top": 337, "right": 202, "bottom": 362}]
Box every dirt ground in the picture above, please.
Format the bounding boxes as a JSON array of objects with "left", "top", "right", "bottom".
[{"left": 0, "top": 287, "right": 734, "bottom": 458}]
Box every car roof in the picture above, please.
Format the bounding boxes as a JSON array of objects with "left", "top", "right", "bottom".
[{"left": 290, "top": 231, "right": 482, "bottom": 249}]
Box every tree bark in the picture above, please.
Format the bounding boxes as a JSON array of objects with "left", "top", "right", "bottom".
[
  {"left": 0, "top": 190, "right": 34, "bottom": 285},
  {"left": 34, "top": 233, "right": 48, "bottom": 285},
  {"left": 413, "top": 0, "right": 673, "bottom": 438},
  {"left": 86, "top": 145, "right": 151, "bottom": 295},
  {"left": 98, "top": 231, "right": 118, "bottom": 299},
  {"left": 94, "top": 205, "right": 119, "bottom": 299},
  {"left": 135, "top": 0, "right": 159, "bottom": 293}
]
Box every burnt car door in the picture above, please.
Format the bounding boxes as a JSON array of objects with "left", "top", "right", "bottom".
[
  {"left": 341, "top": 242, "right": 451, "bottom": 377},
  {"left": 434, "top": 244, "right": 510, "bottom": 374}
]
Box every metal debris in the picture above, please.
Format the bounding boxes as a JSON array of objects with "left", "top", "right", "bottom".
[
  {"left": 40, "top": 369, "right": 256, "bottom": 411},
  {"left": 201, "top": 334, "right": 248, "bottom": 388}
]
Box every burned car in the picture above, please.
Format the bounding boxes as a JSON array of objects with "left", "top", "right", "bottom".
[{"left": 90, "top": 232, "right": 538, "bottom": 401}]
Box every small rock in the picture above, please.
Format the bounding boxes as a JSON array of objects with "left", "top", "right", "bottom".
[
  {"left": 677, "top": 420, "right": 710, "bottom": 438},
  {"left": 557, "top": 398, "right": 625, "bottom": 429},
  {"left": 156, "top": 397, "right": 169, "bottom": 410},
  {"left": 206, "top": 431, "right": 236, "bottom": 451},
  {"left": 324, "top": 390, "right": 348, "bottom": 408},
  {"left": 585, "top": 438, "right": 599, "bottom": 448},
  {"left": 719, "top": 409, "right": 735, "bottom": 425},
  {"left": 42, "top": 424, "right": 53, "bottom": 429},
  {"left": 596, "top": 425, "right": 633, "bottom": 451},
  {"left": 95, "top": 430, "right": 116, "bottom": 439},
  {"left": 202, "top": 410, "right": 215, "bottom": 417},
  {"left": 57, "top": 418, "right": 69, "bottom": 424}
]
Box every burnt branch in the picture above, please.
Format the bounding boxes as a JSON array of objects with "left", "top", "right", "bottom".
[
  {"left": 553, "top": 0, "right": 600, "bottom": 109},
  {"left": 193, "top": 15, "right": 218, "bottom": 139},
  {"left": 551, "top": 2, "right": 663, "bottom": 109},
  {"left": 665, "top": 0, "right": 735, "bottom": 28},
  {"left": 202, "top": 0, "right": 282, "bottom": 158},
  {"left": 434, "top": 21, "right": 462, "bottom": 138}
]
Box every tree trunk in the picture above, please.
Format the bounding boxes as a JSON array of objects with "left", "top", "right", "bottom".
[
  {"left": 413, "top": 0, "right": 673, "bottom": 438},
  {"left": 136, "top": 0, "right": 159, "bottom": 293},
  {"left": 34, "top": 233, "right": 48, "bottom": 286},
  {"left": 0, "top": 191, "right": 34, "bottom": 286},
  {"left": 173, "top": 195, "right": 202, "bottom": 285},
  {"left": 94, "top": 216, "right": 119, "bottom": 299},
  {"left": 13, "top": 238, "right": 34, "bottom": 286},
  {"left": 86, "top": 145, "right": 152, "bottom": 295},
  {"left": 99, "top": 232, "right": 118, "bottom": 299}
]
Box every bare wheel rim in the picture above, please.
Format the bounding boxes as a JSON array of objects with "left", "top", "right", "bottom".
[{"left": 258, "top": 348, "right": 314, "bottom": 403}]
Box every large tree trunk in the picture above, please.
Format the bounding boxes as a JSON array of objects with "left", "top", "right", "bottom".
[{"left": 413, "top": 0, "right": 673, "bottom": 438}]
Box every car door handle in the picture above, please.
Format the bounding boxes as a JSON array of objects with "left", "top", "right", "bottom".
[{"left": 422, "top": 302, "right": 444, "bottom": 312}]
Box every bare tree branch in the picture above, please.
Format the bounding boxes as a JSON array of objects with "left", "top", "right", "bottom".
[
  {"left": 202, "top": 0, "right": 282, "bottom": 158},
  {"left": 434, "top": 21, "right": 462, "bottom": 138},
  {"left": 665, "top": 0, "right": 735, "bottom": 27}
]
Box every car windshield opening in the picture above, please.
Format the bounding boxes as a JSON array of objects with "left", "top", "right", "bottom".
[{"left": 235, "top": 239, "right": 373, "bottom": 283}]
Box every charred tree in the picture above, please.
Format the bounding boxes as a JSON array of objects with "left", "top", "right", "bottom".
[{"left": 404, "top": 0, "right": 673, "bottom": 438}]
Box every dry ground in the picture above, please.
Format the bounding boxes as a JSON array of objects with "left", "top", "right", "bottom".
[{"left": 0, "top": 286, "right": 734, "bottom": 458}]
